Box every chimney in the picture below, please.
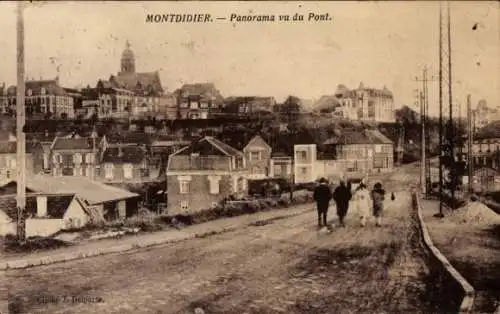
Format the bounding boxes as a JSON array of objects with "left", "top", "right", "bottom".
[{"left": 36, "top": 195, "right": 48, "bottom": 217}]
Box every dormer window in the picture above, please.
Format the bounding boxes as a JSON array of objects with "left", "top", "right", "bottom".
[{"left": 41, "top": 87, "right": 46, "bottom": 95}]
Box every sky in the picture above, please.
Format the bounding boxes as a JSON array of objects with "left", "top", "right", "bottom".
[{"left": 0, "top": 1, "right": 498, "bottom": 117}]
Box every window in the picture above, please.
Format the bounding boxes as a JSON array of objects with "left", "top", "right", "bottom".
[
  {"left": 208, "top": 176, "right": 220, "bottom": 194},
  {"left": 189, "top": 101, "right": 198, "bottom": 109},
  {"left": 296, "top": 151, "right": 307, "bottom": 162},
  {"left": 27, "top": 89, "right": 32, "bottom": 96},
  {"left": 123, "top": 163, "right": 133, "bottom": 179},
  {"left": 375, "top": 145, "right": 382, "bottom": 153},
  {"left": 104, "top": 163, "right": 114, "bottom": 179},
  {"left": 41, "top": 87, "right": 46, "bottom": 95},
  {"left": 300, "top": 167, "right": 307, "bottom": 174},
  {"left": 85, "top": 153, "right": 93, "bottom": 164},
  {"left": 274, "top": 165, "right": 282, "bottom": 176},
  {"left": 73, "top": 153, "right": 82, "bottom": 164},
  {"left": 180, "top": 200, "right": 189, "bottom": 211},
  {"left": 179, "top": 180, "right": 190, "bottom": 194},
  {"left": 236, "top": 157, "right": 244, "bottom": 169},
  {"left": 10, "top": 158, "right": 17, "bottom": 169},
  {"left": 249, "top": 151, "right": 261, "bottom": 161},
  {"left": 200, "top": 102, "right": 208, "bottom": 109}
]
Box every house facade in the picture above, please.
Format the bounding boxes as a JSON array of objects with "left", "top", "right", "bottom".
[
  {"left": 0, "top": 140, "right": 43, "bottom": 184},
  {"left": 224, "top": 96, "right": 276, "bottom": 117},
  {"left": 24, "top": 175, "right": 140, "bottom": 221},
  {"left": 167, "top": 136, "right": 248, "bottom": 214},
  {"left": 50, "top": 136, "right": 102, "bottom": 178},
  {"left": 334, "top": 83, "right": 395, "bottom": 123},
  {"left": 0, "top": 193, "right": 89, "bottom": 237},
  {"left": 100, "top": 146, "right": 155, "bottom": 183},
  {"left": 293, "top": 130, "right": 394, "bottom": 183},
  {"left": 5, "top": 78, "right": 75, "bottom": 119},
  {"left": 269, "top": 153, "right": 293, "bottom": 179},
  {"left": 243, "top": 135, "right": 272, "bottom": 180},
  {"left": 175, "top": 83, "right": 224, "bottom": 119},
  {"left": 323, "top": 129, "right": 394, "bottom": 174},
  {"left": 473, "top": 99, "right": 500, "bottom": 132}
]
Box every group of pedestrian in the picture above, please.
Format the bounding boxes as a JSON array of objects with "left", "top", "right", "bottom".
[{"left": 313, "top": 177, "right": 391, "bottom": 229}]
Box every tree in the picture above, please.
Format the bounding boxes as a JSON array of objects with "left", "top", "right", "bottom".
[{"left": 278, "top": 95, "right": 302, "bottom": 123}]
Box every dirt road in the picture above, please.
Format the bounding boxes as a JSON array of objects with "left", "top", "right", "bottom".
[{"left": 6, "top": 191, "right": 437, "bottom": 314}]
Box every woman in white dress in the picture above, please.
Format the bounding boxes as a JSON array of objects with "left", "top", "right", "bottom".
[{"left": 352, "top": 182, "right": 371, "bottom": 227}]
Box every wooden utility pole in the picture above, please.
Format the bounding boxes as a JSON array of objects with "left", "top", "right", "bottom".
[
  {"left": 437, "top": 1, "right": 444, "bottom": 218},
  {"left": 420, "top": 91, "right": 426, "bottom": 195},
  {"left": 413, "top": 66, "right": 434, "bottom": 196},
  {"left": 467, "top": 94, "right": 473, "bottom": 194},
  {"left": 16, "top": 2, "right": 27, "bottom": 243},
  {"left": 447, "top": 1, "right": 456, "bottom": 204}
]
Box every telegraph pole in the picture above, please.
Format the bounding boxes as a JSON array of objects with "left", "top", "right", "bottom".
[
  {"left": 413, "top": 66, "right": 435, "bottom": 196},
  {"left": 437, "top": 1, "right": 444, "bottom": 218},
  {"left": 16, "top": 2, "right": 27, "bottom": 243},
  {"left": 447, "top": 1, "right": 456, "bottom": 204},
  {"left": 420, "top": 91, "right": 426, "bottom": 195},
  {"left": 467, "top": 94, "right": 473, "bottom": 194}
]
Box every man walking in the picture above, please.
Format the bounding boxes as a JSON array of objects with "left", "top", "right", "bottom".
[
  {"left": 313, "top": 177, "right": 332, "bottom": 229},
  {"left": 333, "top": 180, "right": 352, "bottom": 227}
]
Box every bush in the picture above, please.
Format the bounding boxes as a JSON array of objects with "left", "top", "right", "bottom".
[{"left": 3, "top": 236, "right": 71, "bottom": 253}]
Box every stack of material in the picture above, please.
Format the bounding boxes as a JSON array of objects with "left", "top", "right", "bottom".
[{"left": 453, "top": 201, "right": 500, "bottom": 224}]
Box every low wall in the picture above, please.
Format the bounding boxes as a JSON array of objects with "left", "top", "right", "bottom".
[
  {"left": 26, "top": 219, "right": 64, "bottom": 238},
  {"left": 412, "top": 192, "right": 475, "bottom": 313}
]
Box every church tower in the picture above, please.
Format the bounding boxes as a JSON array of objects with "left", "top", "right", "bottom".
[{"left": 120, "top": 40, "right": 135, "bottom": 74}]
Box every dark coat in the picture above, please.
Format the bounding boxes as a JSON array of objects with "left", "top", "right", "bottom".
[
  {"left": 333, "top": 184, "right": 352, "bottom": 208},
  {"left": 371, "top": 188, "right": 386, "bottom": 210},
  {"left": 313, "top": 183, "right": 332, "bottom": 207}
]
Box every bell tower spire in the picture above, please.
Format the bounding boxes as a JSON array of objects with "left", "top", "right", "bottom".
[{"left": 120, "top": 40, "right": 135, "bottom": 74}]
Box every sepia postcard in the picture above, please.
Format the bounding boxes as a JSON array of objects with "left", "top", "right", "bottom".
[{"left": 0, "top": 1, "right": 499, "bottom": 313}]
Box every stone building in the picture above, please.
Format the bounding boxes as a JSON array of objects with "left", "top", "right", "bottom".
[
  {"left": 473, "top": 99, "right": 500, "bottom": 132},
  {"left": 166, "top": 136, "right": 248, "bottom": 214},
  {"left": 334, "top": 83, "right": 395, "bottom": 123},
  {"left": 5, "top": 78, "right": 76, "bottom": 119}
]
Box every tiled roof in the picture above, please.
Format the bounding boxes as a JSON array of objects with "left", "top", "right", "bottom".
[
  {"left": 102, "top": 146, "right": 146, "bottom": 164},
  {"left": 112, "top": 72, "right": 164, "bottom": 96},
  {"left": 177, "top": 83, "right": 224, "bottom": 103},
  {"left": 25, "top": 175, "right": 139, "bottom": 204},
  {"left": 323, "top": 129, "right": 393, "bottom": 145},
  {"left": 173, "top": 136, "right": 243, "bottom": 157},
  {"left": 105, "top": 132, "right": 151, "bottom": 145},
  {"left": 243, "top": 135, "right": 271, "bottom": 152},
  {"left": 51, "top": 136, "right": 100, "bottom": 150},
  {"left": 7, "top": 79, "right": 67, "bottom": 96},
  {"left": 0, "top": 193, "right": 76, "bottom": 220}
]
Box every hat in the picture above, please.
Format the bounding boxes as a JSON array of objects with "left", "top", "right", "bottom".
[{"left": 318, "top": 177, "right": 327, "bottom": 184}]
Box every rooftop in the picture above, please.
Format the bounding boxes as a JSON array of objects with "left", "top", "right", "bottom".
[
  {"left": 172, "top": 136, "right": 243, "bottom": 157},
  {"left": 23, "top": 175, "right": 139, "bottom": 205},
  {"left": 0, "top": 193, "right": 78, "bottom": 221},
  {"left": 102, "top": 146, "right": 147, "bottom": 164},
  {"left": 323, "top": 129, "right": 393, "bottom": 145}
]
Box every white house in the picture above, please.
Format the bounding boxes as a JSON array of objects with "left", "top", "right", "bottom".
[{"left": 0, "top": 193, "right": 89, "bottom": 237}]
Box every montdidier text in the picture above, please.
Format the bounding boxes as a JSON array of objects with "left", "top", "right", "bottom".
[{"left": 145, "top": 14, "right": 212, "bottom": 23}]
